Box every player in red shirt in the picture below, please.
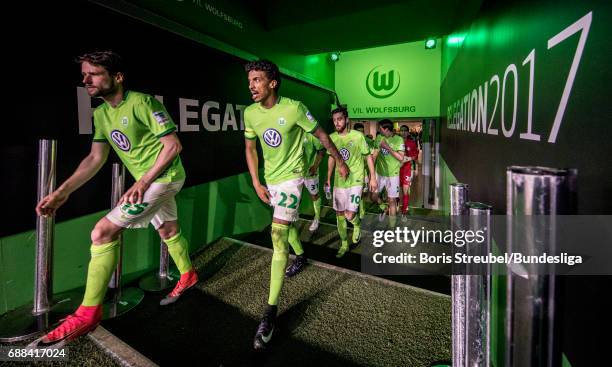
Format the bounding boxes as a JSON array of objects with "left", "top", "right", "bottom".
[{"left": 399, "top": 125, "right": 419, "bottom": 215}]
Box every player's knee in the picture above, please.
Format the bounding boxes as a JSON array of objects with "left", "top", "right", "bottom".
[
  {"left": 157, "top": 222, "right": 178, "bottom": 240},
  {"left": 91, "top": 222, "right": 114, "bottom": 244},
  {"left": 345, "top": 211, "right": 355, "bottom": 221}
]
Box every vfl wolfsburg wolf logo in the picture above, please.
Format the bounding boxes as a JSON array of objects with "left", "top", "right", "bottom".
[
  {"left": 340, "top": 148, "right": 350, "bottom": 161},
  {"left": 366, "top": 65, "right": 400, "bottom": 99},
  {"left": 263, "top": 128, "right": 282, "bottom": 147}
]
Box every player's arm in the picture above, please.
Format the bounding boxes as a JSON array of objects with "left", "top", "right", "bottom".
[
  {"left": 326, "top": 155, "right": 335, "bottom": 187},
  {"left": 379, "top": 139, "right": 405, "bottom": 162},
  {"left": 36, "top": 142, "right": 110, "bottom": 216},
  {"left": 372, "top": 148, "right": 379, "bottom": 163},
  {"left": 245, "top": 138, "right": 270, "bottom": 204},
  {"left": 312, "top": 126, "right": 349, "bottom": 179},
  {"left": 122, "top": 133, "right": 182, "bottom": 205},
  {"left": 309, "top": 149, "right": 325, "bottom": 176},
  {"left": 366, "top": 154, "right": 377, "bottom": 193}
]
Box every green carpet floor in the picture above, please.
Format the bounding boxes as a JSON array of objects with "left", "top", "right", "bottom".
[{"left": 103, "top": 237, "right": 451, "bottom": 366}]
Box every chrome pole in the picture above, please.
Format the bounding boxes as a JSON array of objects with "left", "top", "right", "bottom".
[
  {"left": 505, "top": 166, "right": 576, "bottom": 367},
  {"left": 450, "top": 183, "right": 469, "bottom": 367}
]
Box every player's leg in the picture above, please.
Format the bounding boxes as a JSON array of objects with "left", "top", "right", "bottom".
[
  {"left": 400, "top": 164, "right": 411, "bottom": 217},
  {"left": 37, "top": 217, "right": 123, "bottom": 347},
  {"left": 305, "top": 176, "right": 321, "bottom": 232},
  {"left": 333, "top": 186, "right": 350, "bottom": 258},
  {"left": 377, "top": 175, "right": 389, "bottom": 221},
  {"left": 285, "top": 220, "right": 307, "bottom": 278},
  {"left": 387, "top": 176, "right": 401, "bottom": 228},
  {"left": 344, "top": 186, "right": 363, "bottom": 245},
  {"left": 254, "top": 178, "right": 303, "bottom": 350},
  {"left": 158, "top": 220, "right": 198, "bottom": 305}
]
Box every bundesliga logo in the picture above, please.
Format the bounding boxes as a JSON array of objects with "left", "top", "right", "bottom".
[{"left": 263, "top": 128, "right": 282, "bottom": 147}]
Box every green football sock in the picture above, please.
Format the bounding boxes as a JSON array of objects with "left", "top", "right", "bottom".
[
  {"left": 359, "top": 200, "right": 365, "bottom": 219},
  {"left": 389, "top": 215, "right": 397, "bottom": 228},
  {"left": 82, "top": 240, "right": 120, "bottom": 306},
  {"left": 349, "top": 214, "right": 361, "bottom": 243},
  {"left": 379, "top": 202, "right": 388, "bottom": 211},
  {"left": 165, "top": 230, "right": 193, "bottom": 274},
  {"left": 336, "top": 215, "right": 349, "bottom": 251},
  {"left": 313, "top": 196, "right": 322, "bottom": 220},
  {"left": 268, "top": 223, "right": 289, "bottom": 306},
  {"left": 288, "top": 224, "right": 304, "bottom": 256}
]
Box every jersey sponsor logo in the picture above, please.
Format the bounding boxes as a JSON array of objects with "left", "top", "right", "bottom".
[
  {"left": 110, "top": 130, "right": 131, "bottom": 151},
  {"left": 340, "top": 148, "right": 350, "bottom": 161},
  {"left": 381, "top": 148, "right": 390, "bottom": 155},
  {"left": 153, "top": 111, "right": 170, "bottom": 125},
  {"left": 305, "top": 111, "right": 314, "bottom": 121},
  {"left": 278, "top": 117, "right": 286, "bottom": 126},
  {"left": 263, "top": 128, "right": 282, "bottom": 147},
  {"left": 121, "top": 116, "right": 129, "bottom": 127}
]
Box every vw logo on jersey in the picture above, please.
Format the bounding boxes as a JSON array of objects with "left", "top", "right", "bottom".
[
  {"left": 263, "top": 128, "right": 282, "bottom": 148},
  {"left": 340, "top": 148, "right": 350, "bottom": 161},
  {"left": 110, "top": 130, "right": 131, "bottom": 151},
  {"left": 381, "top": 148, "right": 390, "bottom": 155}
]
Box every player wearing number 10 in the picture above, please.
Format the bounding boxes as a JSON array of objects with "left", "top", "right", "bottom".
[
  {"left": 327, "top": 107, "right": 377, "bottom": 258},
  {"left": 244, "top": 60, "right": 349, "bottom": 350}
]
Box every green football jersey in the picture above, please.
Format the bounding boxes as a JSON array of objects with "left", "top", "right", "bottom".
[
  {"left": 244, "top": 96, "right": 318, "bottom": 185},
  {"left": 365, "top": 136, "right": 376, "bottom": 150},
  {"left": 330, "top": 130, "right": 370, "bottom": 188},
  {"left": 92, "top": 91, "right": 185, "bottom": 183},
  {"left": 303, "top": 133, "right": 324, "bottom": 178},
  {"left": 375, "top": 134, "right": 404, "bottom": 177}
]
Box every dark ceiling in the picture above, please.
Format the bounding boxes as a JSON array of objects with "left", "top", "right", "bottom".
[
  {"left": 119, "top": 0, "right": 483, "bottom": 56},
  {"left": 241, "top": 0, "right": 483, "bottom": 53}
]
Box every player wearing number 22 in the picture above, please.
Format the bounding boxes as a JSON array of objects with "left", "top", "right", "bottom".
[
  {"left": 244, "top": 60, "right": 348, "bottom": 350},
  {"left": 327, "top": 107, "right": 377, "bottom": 258}
]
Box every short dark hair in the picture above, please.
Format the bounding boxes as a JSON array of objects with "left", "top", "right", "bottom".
[
  {"left": 400, "top": 125, "right": 409, "bottom": 131},
  {"left": 354, "top": 123, "right": 364, "bottom": 130},
  {"left": 76, "top": 50, "right": 125, "bottom": 75},
  {"left": 379, "top": 119, "right": 393, "bottom": 131},
  {"left": 331, "top": 106, "right": 348, "bottom": 118},
  {"left": 245, "top": 59, "right": 281, "bottom": 91}
]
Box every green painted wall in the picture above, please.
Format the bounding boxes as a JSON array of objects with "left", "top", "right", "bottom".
[
  {"left": 0, "top": 172, "right": 271, "bottom": 315},
  {"left": 335, "top": 40, "right": 441, "bottom": 118}
]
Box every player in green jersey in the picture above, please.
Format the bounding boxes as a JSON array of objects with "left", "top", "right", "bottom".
[
  {"left": 33, "top": 51, "right": 196, "bottom": 348},
  {"left": 283, "top": 132, "right": 324, "bottom": 278},
  {"left": 327, "top": 108, "right": 376, "bottom": 258},
  {"left": 352, "top": 122, "right": 373, "bottom": 219},
  {"left": 244, "top": 60, "right": 348, "bottom": 350},
  {"left": 301, "top": 133, "right": 325, "bottom": 233},
  {"left": 371, "top": 119, "right": 405, "bottom": 227}
]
